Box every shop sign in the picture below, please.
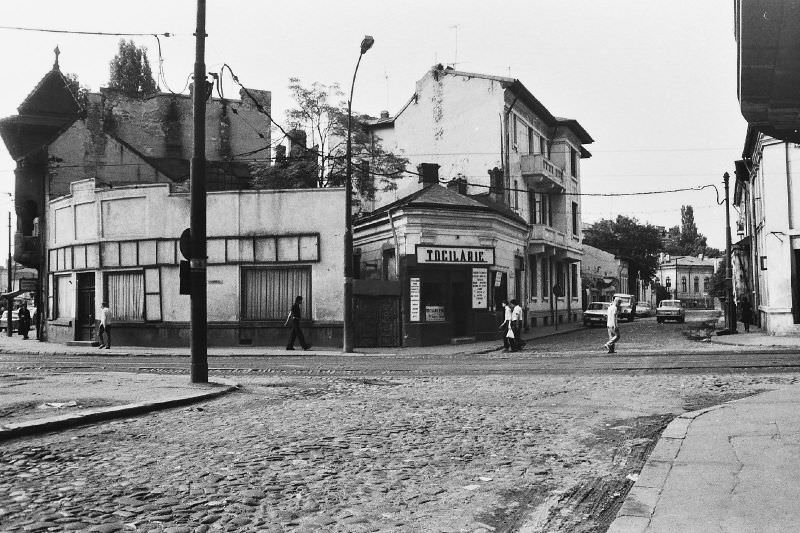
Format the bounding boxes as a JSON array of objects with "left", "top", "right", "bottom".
[
  {"left": 472, "top": 268, "right": 488, "bottom": 308},
  {"left": 409, "top": 277, "right": 421, "bottom": 321},
  {"left": 425, "top": 305, "right": 446, "bottom": 321},
  {"left": 416, "top": 245, "right": 494, "bottom": 265}
]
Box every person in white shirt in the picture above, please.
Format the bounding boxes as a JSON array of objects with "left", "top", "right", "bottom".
[
  {"left": 510, "top": 299, "right": 524, "bottom": 351},
  {"left": 499, "top": 300, "right": 513, "bottom": 352},
  {"left": 98, "top": 301, "right": 111, "bottom": 349},
  {"left": 604, "top": 298, "right": 622, "bottom": 353}
]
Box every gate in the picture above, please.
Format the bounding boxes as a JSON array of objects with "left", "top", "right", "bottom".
[{"left": 354, "top": 295, "right": 400, "bottom": 347}]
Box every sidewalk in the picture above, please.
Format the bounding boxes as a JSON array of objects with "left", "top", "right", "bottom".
[
  {"left": 0, "top": 322, "right": 584, "bottom": 358},
  {"left": 608, "top": 384, "right": 800, "bottom": 532}
]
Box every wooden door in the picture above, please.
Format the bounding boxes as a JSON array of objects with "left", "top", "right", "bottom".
[{"left": 76, "top": 273, "right": 95, "bottom": 341}]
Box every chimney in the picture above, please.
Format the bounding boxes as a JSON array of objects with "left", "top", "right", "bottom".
[
  {"left": 274, "top": 145, "right": 286, "bottom": 166},
  {"left": 417, "top": 163, "right": 440, "bottom": 185},
  {"left": 447, "top": 177, "right": 468, "bottom": 195},
  {"left": 380, "top": 110, "right": 390, "bottom": 119},
  {"left": 288, "top": 129, "right": 307, "bottom": 158},
  {"left": 488, "top": 167, "right": 504, "bottom": 203}
]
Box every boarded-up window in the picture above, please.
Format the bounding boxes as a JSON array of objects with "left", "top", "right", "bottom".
[
  {"left": 106, "top": 271, "right": 145, "bottom": 320},
  {"left": 55, "top": 275, "right": 74, "bottom": 318},
  {"left": 242, "top": 267, "right": 311, "bottom": 321}
]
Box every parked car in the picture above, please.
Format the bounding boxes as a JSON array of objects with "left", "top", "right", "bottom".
[
  {"left": 583, "top": 301, "right": 611, "bottom": 327},
  {"left": 613, "top": 293, "right": 636, "bottom": 322},
  {"left": 656, "top": 300, "right": 685, "bottom": 323},
  {"left": 636, "top": 302, "right": 653, "bottom": 317}
]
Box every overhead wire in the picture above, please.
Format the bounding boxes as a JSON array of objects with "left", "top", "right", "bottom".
[{"left": 0, "top": 25, "right": 173, "bottom": 37}]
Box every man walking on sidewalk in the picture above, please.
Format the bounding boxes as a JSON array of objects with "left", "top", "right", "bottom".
[
  {"left": 604, "top": 297, "right": 621, "bottom": 354},
  {"left": 98, "top": 301, "right": 111, "bottom": 349}
]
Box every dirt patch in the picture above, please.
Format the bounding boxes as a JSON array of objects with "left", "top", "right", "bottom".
[{"left": 682, "top": 319, "right": 718, "bottom": 342}]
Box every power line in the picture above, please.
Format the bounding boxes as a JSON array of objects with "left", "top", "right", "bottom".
[{"left": 0, "top": 25, "right": 173, "bottom": 37}]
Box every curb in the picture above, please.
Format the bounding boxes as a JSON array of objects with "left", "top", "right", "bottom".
[
  {"left": 0, "top": 378, "right": 240, "bottom": 442},
  {"left": 605, "top": 394, "right": 759, "bottom": 533}
]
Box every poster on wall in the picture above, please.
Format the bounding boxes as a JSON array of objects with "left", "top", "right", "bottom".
[
  {"left": 472, "top": 268, "right": 488, "bottom": 308},
  {"left": 425, "top": 306, "right": 446, "bottom": 321},
  {"left": 409, "top": 277, "right": 420, "bottom": 321}
]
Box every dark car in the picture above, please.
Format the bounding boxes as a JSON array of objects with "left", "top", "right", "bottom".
[{"left": 583, "top": 301, "right": 611, "bottom": 327}]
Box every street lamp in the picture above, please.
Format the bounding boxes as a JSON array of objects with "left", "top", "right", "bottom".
[{"left": 343, "top": 35, "right": 374, "bottom": 353}]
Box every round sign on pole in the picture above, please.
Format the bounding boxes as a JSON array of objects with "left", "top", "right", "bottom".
[{"left": 179, "top": 228, "right": 192, "bottom": 260}]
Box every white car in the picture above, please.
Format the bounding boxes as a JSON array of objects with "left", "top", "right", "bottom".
[{"left": 656, "top": 300, "right": 685, "bottom": 323}]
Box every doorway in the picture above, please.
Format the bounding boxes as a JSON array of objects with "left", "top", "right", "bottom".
[
  {"left": 450, "top": 279, "right": 470, "bottom": 337},
  {"left": 76, "top": 273, "right": 96, "bottom": 341}
]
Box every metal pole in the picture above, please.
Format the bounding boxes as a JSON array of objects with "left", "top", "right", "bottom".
[
  {"left": 343, "top": 47, "right": 367, "bottom": 353},
  {"left": 674, "top": 258, "right": 678, "bottom": 300},
  {"left": 190, "top": 0, "right": 208, "bottom": 382},
  {"left": 724, "top": 172, "right": 737, "bottom": 333},
  {"left": 7, "top": 212, "right": 12, "bottom": 337}
]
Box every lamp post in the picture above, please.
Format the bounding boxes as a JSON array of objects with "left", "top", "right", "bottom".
[{"left": 343, "top": 35, "right": 374, "bottom": 353}]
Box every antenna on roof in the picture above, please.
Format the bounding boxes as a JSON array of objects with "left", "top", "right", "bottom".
[
  {"left": 384, "top": 70, "right": 390, "bottom": 111},
  {"left": 449, "top": 24, "right": 459, "bottom": 69}
]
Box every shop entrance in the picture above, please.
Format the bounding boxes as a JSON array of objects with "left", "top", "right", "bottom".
[
  {"left": 76, "top": 273, "right": 95, "bottom": 341},
  {"left": 450, "top": 272, "right": 470, "bottom": 337}
]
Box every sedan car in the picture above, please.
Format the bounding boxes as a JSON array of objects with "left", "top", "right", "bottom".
[
  {"left": 583, "top": 301, "right": 611, "bottom": 327},
  {"left": 636, "top": 302, "right": 653, "bottom": 317},
  {"left": 656, "top": 300, "right": 685, "bottom": 323}
]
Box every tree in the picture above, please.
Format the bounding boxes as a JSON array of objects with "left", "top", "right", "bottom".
[
  {"left": 251, "top": 78, "right": 407, "bottom": 199},
  {"left": 108, "top": 40, "right": 157, "bottom": 97},
  {"left": 583, "top": 215, "right": 664, "bottom": 292},
  {"left": 62, "top": 72, "right": 89, "bottom": 109},
  {"left": 663, "top": 205, "right": 722, "bottom": 257}
]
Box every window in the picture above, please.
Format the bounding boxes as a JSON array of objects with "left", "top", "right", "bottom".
[
  {"left": 512, "top": 115, "right": 518, "bottom": 148},
  {"left": 570, "top": 148, "right": 579, "bottom": 178},
  {"left": 528, "top": 127, "right": 535, "bottom": 154},
  {"left": 693, "top": 276, "right": 700, "bottom": 293},
  {"left": 703, "top": 277, "right": 710, "bottom": 292},
  {"left": 681, "top": 277, "right": 687, "bottom": 293},
  {"left": 55, "top": 275, "right": 73, "bottom": 318},
  {"left": 106, "top": 271, "right": 144, "bottom": 321},
  {"left": 665, "top": 276, "right": 671, "bottom": 289},
  {"left": 422, "top": 281, "right": 447, "bottom": 321},
  {"left": 530, "top": 256, "right": 538, "bottom": 298},
  {"left": 514, "top": 180, "right": 519, "bottom": 210},
  {"left": 571, "top": 202, "right": 579, "bottom": 235},
  {"left": 530, "top": 192, "right": 551, "bottom": 226},
  {"left": 242, "top": 267, "right": 311, "bottom": 320},
  {"left": 539, "top": 136, "right": 547, "bottom": 157}
]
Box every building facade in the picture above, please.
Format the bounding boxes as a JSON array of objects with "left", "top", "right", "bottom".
[
  {"left": 364, "top": 66, "right": 593, "bottom": 334},
  {"left": 0, "top": 57, "right": 346, "bottom": 346},
  {"left": 580, "top": 244, "right": 630, "bottom": 306},
  {"left": 654, "top": 255, "right": 717, "bottom": 309}
]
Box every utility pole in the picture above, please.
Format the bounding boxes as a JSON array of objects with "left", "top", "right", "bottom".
[
  {"left": 190, "top": 0, "right": 208, "bottom": 382},
  {"left": 7, "top": 212, "right": 12, "bottom": 337},
  {"left": 724, "top": 171, "right": 737, "bottom": 333}
]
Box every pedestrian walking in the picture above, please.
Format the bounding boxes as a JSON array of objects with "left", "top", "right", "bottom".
[
  {"left": 17, "top": 302, "right": 31, "bottom": 340},
  {"left": 604, "top": 297, "right": 622, "bottom": 354},
  {"left": 499, "top": 299, "right": 513, "bottom": 352},
  {"left": 285, "top": 295, "right": 311, "bottom": 350},
  {"left": 97, "top": 301, "right": 111, "bottom": 349},
  {"left": 740, "top": 297, "right": 753, "bottom": 332},
  {"left": 511, "top": 299, "right": 525, "bottom": 351}
]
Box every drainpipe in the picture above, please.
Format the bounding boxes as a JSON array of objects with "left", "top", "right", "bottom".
[
  {"left": 503, "top": 90, "right": 520, "bottom": 206},
  {"left": 387, "top": 208, "right": 400, "bottom": 279}
]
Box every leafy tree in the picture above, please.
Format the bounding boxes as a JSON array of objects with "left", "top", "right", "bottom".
[
  {"left": 583, "top": 215, "right": 664, "bottom": 293},
  {"left": 251, "top": 78, "right": 407, "bottom": 199},
  {"left": 108, "top": 40, "right": 157, "bottom": 97},
  {"left": 664, "top": 205, "right": 722, "bottom": 257}
]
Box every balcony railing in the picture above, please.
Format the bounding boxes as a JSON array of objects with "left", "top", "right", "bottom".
[{"left": 520, "top": 154, "right": 565, "bottom": 191}]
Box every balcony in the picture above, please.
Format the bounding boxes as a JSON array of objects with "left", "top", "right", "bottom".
[
  {"left": 520, "top": 154, "right": 565, "bottom": 191},
  {"left": 13, "top": 233, "right": 40, "bottom": 268}
]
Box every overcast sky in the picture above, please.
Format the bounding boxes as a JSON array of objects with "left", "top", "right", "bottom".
[{"left": 0, "top": 0, "right": 747, "bottom": 254}]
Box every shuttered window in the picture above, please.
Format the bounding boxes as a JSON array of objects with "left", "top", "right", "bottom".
[
  {"left": 106, "top": 271, "right": 145, "bottom": 320},
  {"left": 242, "top": 267, "right": 311, "bottom": 321},
  {"left": 55, "top": 275, "right": 74, "bottom": 319}
]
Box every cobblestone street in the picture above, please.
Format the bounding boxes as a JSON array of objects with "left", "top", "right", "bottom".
[{"left": 2, "top": 366, "right": 798, "bottom": 532}]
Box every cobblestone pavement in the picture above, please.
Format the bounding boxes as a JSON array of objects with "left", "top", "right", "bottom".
[{"left": 2, "top": 370, "right": 799, "bottom": 532}]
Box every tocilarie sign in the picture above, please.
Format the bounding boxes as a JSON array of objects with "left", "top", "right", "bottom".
[{"left": 416, "top": 245, "right": 495, "bottom": 265}]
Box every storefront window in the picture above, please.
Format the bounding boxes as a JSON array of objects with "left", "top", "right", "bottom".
[
  {"left": 55, "top": 275, "right": 73, "bottom": 319},
  {"left": 106, "top": 271, "right": 144, "bottom": 320},
  {"left": 422, "top": 281, "right": 447, "bottom": 321},
  {"left": 242, "top": 267, "right": 311, "bottom": 320}
]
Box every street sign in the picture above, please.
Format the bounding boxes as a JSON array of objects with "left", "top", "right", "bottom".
[{"left": 18, "top": 279, "right": 37, "bottom": 292}]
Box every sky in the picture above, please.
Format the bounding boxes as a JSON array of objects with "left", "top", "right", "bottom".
[{"left": 0, "top": 0, "right": 748, "bottom": 254}]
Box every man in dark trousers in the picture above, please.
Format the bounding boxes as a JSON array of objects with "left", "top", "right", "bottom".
[
  {"left": 285, "top": 295, "right": 311, "bottom": 350},
  {"left": 17, "top": 302, "right": 31, "bottom": 340}
]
